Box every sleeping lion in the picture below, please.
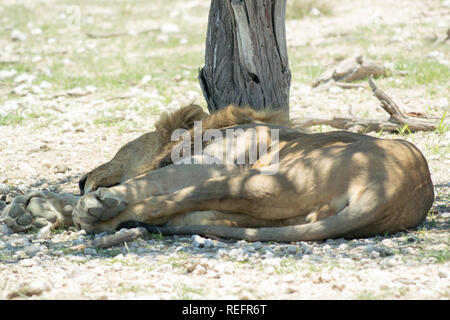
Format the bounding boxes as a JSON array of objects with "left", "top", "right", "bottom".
[{"left": 2, "top": 105, "right": 434, "bottom": 241}]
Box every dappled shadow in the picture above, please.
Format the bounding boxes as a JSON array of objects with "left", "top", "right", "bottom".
[
  {"left": 0, "top": 121, "right": 436, "bottom": 250},
  {"left": 88, "top": 122, "right": 435, "bottom": 241}
]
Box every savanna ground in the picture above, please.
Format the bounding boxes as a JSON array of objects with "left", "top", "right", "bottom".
[{"left": 0, "top": 0, "right": 449, "bottom": 299}]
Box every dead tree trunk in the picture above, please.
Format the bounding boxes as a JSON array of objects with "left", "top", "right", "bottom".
[{"left": 198, "top": 0, "right": 291, "bottom": 116}]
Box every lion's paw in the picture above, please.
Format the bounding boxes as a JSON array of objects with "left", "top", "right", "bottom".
[
  {"left": 73, "top": 188, "right": 126, "bottom": 231},
  {"left": 2, "top": 195, "right": 33, "bottom": 232},
  {"left": 1, "top": 191, "right": 73, "bottom": 232}
]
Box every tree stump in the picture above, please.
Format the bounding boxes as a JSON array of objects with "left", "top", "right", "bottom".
[{"left": 198, "top": 0, "right": 291, "bottom": 116}]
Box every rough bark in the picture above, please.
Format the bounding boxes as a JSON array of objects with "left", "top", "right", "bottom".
[{"left": 199, "top": 0, "right": 291, "bottom": 116}]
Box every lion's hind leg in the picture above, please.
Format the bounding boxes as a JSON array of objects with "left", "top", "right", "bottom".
[{"left": 116, "top": 184, "right": 389, "bottom": 241}]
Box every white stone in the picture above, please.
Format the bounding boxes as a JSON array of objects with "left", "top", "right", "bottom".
[
  {"left": 309, "top": 254, "right": 323, "bottom": 262},
  {"left": 204, "top": 239, "right": 214, "bottom": 248},
  {"left": 141, "top": 75, "right": 153, "bottom": 85},
  {"left": 0, "top": 224, "right": 13, "bottom": 235},
  {"left": 438, "top": 98, "right": 448, "bottom": 109},
  {"left": 0, "top": 183, "right": 8, "bottom": 194},
  {"left": 112, "top": 263, "right": 123, "bottom": 271},
  {"left": 362, "top": 244, "right": 374, "bottom": 253},
  {"left": 18, "top": 163, "right": 36, "bottom": 175},
  {"left": 40, "top": 81, "right": 52, "bottom": 89},
  {"left": 85, "top": 85, "right": 96, "bottom": 93},
  {"left": 19, "top": 258, "right": 35, "bottom": 267},
  {"left": 310, "top": 8, "right": 321, "bottom": 16},
  {"left": 28, "top": 280, "right": 50, "bottom": 295},
  {"left": 329, "top": 86, "right": 343, "bottom": 93},
  {"left": 25, "top": 244, "right": 41, "bottom": 257},
  {"left": 252, "top": 241, "right": 263, "bottom": 250},
  {"left": 426, "top": 51, "right": 443, "bottom": 60},
  {"left": 32, "top": 55, "right": 41, "bottom": 63},
  {"left": 84, "top": 247, "right": 97, "bottom": 255},
  {"left": 14, "top": 73, "right": 35, "bottom": 84},
  {"left": 0, "top": 69, "right": 17, "bottom": 80},
  {"left": 236, "top": 240, "right": 248, "bottom": 247},
  {"left": 215, "top": 241, "right": 227, "bottom": 248},
  {"left": 68, "top": 87, "right": 86, "bottom": 96},
  {"left": 192, "top": 264, "right": 207, "bottom": 275},
  {"left": 287, "top": 245, "right": 298, "bottom": 254},
  {"left": 160, "top": 23, "right": 180, "bottom": 34},
  {"left": 10, "top": 29, "right": 27, "bottom": 41},
  {"left": 31, "top": 28, "right": 42, "bottom": 36},
  {"left": 37, "top": 225, "right": 52, "bottom": 239},
  {"left": 192, "top": 235, "right": 206, "bottom": 248}
]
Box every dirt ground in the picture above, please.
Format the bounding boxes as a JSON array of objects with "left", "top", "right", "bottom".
[{"left": 0, "top": 0, "right": 448, "bottom": 299}]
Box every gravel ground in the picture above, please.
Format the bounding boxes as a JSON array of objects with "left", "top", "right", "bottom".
[
  {"left": 0, "top": 0, "right": 449, "bottom": 300},
  {"left": 0, "top": 220, "right": 448, "bottom": 300}
]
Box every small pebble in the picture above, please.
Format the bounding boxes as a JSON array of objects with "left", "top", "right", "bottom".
[
  {"left": 25, "top": 244, "right": 41, "bottom": 257},
  {"left": 252, "top": 241, "right": 263, "bottom": 250},
  {"left": 37, "top": 225, "right": 52, "bottom": 239},
  {"left": 19, "top": 259, "right": 35, "bottom": 267},
  {"left": 28, "top": 280, "right": 50, "bottom": 296},
  {"left": 10, "top": 29, "right": 27, "bottom": 41},
  {"left": 0, "top": 224, "right": 13, "bottom": 235},
  {"left": 192, "top": 235, "right": 206, "bottom": 248},
  {"left": 84, "top": 248, "right": 97, "bottom": 255}
]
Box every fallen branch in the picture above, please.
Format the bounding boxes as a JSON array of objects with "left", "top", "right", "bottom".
[
  {"left": 91, "top": 227, "right": 148, "bottom": 248},
  {"left": 368, "top": 76, "right": 437, "bottom": 132},
  {"left": 86, "top": 27, "right": 159, "bottom": 39},
  {"left": 333, "top": 82, "right": 368, "bottom": 89},
  {"left": 293, "top": 77, "right": 440, "bottom": 133},
  {"left": 50, "top": 90, "right": 92, "bottom": 99},
  {"left": 105, "top": 95, "right": 134, "bottom": 101},
  {"left": 71, "top": 227, "right": 149, "bottom": 250},
  {"left": 292, "top": 115, "right": 406, "bottom": 133}
]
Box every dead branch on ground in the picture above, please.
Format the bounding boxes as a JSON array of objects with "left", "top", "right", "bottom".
[
  {"left": 85, "top": 27, "right": 159, "bottom": 39},
  {"left": 71, "top": 227, "right": 149, "bottom": 250},
  {"left": 293, "top": 76, "right": 440, "bottom": 133}
]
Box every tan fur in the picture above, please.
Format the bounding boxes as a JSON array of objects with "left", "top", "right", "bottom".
[
  {"left": 152, "top": 105, "right": 290, "bottom": 170},
  {"left": 154, "top": 104, "right": 208, "bottom": 146},
  {"left": 3, "top": 105, "right": 434, "bottom": 241}
]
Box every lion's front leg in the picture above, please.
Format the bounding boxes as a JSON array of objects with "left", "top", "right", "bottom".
[
  {"left": 72, "top": 188, "right": 127, "bottom": 232},
  {"left": 72, "top": 163, "right": 243, "bottom": 232},
  {"left": 72, "top": 169, "right": 293, "bottom": 233},
  {"left": 1, "top": 191, "right": 79, "bottom": 232}
]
